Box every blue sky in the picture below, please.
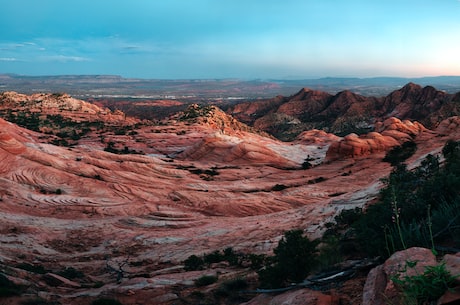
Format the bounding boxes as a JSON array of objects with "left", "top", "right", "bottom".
[{"left": 1, "top": 0, "right": 459, "bottom": 79}]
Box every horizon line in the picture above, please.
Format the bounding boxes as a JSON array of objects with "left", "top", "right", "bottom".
[{"left": 2, "top": 73, "right": 460, "bottom": 81}]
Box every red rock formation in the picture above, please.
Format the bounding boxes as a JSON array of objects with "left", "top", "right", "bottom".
[
  {"left": 1, "top": 90, "right": 460, "bottom": 304},
  {"left": 0, "top": 91, "right": 138, "bottom": 125},
  {"left": 363, "top": 248, "right": 460, "bottom": 305},
  {"left": 177, "top": 132, "right": 299, "bottom": 168},
  {"left": 227, "top": 83, "right": 457, "bottom": 139},
  {"left": 0, "top": 119, "right": 27, "bottom": 155},
  {"left": 277, "top": 88, "right": 332, "bottom": 116},
  {"left": 295, "top": 129, "right": 341, "bottom": 145},
  {"left": 326, "top": 117, "right": 428, "bottom": 160}
]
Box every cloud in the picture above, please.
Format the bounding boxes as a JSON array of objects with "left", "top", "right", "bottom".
[
  {"left": 42, "top": 55, "right": 91, "bottom": 63},
  {"left": 0, "top": 57, "right": 18, "bottom": 61}
]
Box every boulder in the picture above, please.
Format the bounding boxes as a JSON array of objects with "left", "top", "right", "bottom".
[{"left": 363, "top": 247, "right": 437, "bottom": 305}]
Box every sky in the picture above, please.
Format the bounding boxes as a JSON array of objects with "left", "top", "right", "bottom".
[{"left": 1, "top": 0, "right": 460, "bottom": 79}]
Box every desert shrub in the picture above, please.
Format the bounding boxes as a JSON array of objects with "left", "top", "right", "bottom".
[
  {"left": 91, "top": 298, "right": 123, "bottom": 305},
  {"left": 184, "top": 249, "right": 247, "bottom": 271},
  {"left": 222, "top": 247, "right": 239, "bottom": 266},
  {"left": 16, "top": 262, "right": 47, "bottom": 274},
  {"left": 383, "top": 141, "right": 417, "bottom": 165},
  {"left": 0, "top": 273, "right": 21, "bottom": 296},
  {"left": 334, "top": 207, "right": 363, "bottom": 228},
  {"left": 195, "top": 275, "right": 218, "bottom": 287},
  {"left": 302, "top": 160, "right": 312, "bottom": 169},
  {"left": 221, "top": 278, "right": 248, "bottom": 291},
  {"left": 58, "top": 267, "right": 84, "bottom": 279},
  {"left": 203, "top": 250, "right": 224, "bottom": 265},
  {"left": 442, "top": 139, "right": 460, "bottom": 159},
  {"left": 248, "top": 253, "right": 268, "bottom": 270},
  {"left": 391, "top": 262, "right": 458, "bottom": 305},
  {"left": 430, "top": 199, "right": 460, "bottom": 245},
  {"left": 213, "top": 278, "right": 249, "bottom": 302},
  {"left": 271, "top": 184, "right": 287, "bottom": 191},
  {"left": 316, "top": 236, "right": 344, "bottom": 272},
  {"left": 184, "top": 254, "right": 205, "bottom": 271},
  {"left": 258, "top": 230, "right": 319, "bottom": 288}
]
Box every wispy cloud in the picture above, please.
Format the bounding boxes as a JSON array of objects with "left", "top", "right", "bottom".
[
  {"left": 0, "top": 57, "right": 18, "bottom": 62},
  {"left": 42, "top": 55, "right": 91, "bottom": 63}
]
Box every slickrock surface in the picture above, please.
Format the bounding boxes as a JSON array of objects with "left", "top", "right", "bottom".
[{"left": 1, "top": 92, "right": 460, "bottom": 304}]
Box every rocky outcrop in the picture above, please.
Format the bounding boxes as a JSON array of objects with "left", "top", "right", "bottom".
[
  {"left": 0, "top": 119, "right": 27, "bottom": 155},
  {"left": 176, "top": 132, "right": 299, "bottom": 168},
  {"left": 382, "top": 83, "right": 450, "bottom": 121},
  {"left": 436, "top": 116, "right": 460, "bottom": 135},
  {"left": 326, "top": 117, "right": 427, "bottom": 160},
  {"left": 363, "top": 248, "right": 460, "bottom": 305},
  {"left": 174, "top": 104, "right": 265, "bottom": 136},
  {"left": 295, "top": 129, "right": 341, "bottom": 145},
  {"left": 0, "top": 91, "right": 137, "bottom": 125},
  {"left": 227, "top": 83, "right": 458, "bottom": 140}
]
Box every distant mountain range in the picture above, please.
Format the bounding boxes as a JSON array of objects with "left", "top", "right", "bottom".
[
  {"left": 226, "top": 82, "right": 460, "bottom": 140},
  {"left": 1, "top": 74, "right": 460, "bottom": 99}
]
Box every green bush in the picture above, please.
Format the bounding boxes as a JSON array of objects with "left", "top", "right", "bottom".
[
  {"left": 248, "top": 253, "right": 268, "bottom": 270},
  {"left": 184, "top": 254, "right": 205, "bottom": 271},
  {"left": 271, "top": 184, "right": 287, "bottom": 191},
  {"left": 221, "top": 278, "right": 248, "bottom": 291},
  {"left": 258, "top": 230, "right": 319, "bottom": 288},
  {"left": 317, "top": 236, "right": 344, "bottom": 271},
  {"left": 383, "top": 141, "right": 417, "bottom": 165},
  {"left": 222, "top": 247, "right": 239, "bottom": 266},
  {"left": 58, "top": 267, "right": 84, "bottom": 279},
  {"left": 213, "top": 278, "right": 249, "bottom": 302},
  {"left": 391, "top": 262, "right": 458, "bottom": 304},
  {"left": 195, "top": 275, "right": 218, "bottom": 287},
  {"left": 203, "top": 250, "right": 224, "bottom": 265}
]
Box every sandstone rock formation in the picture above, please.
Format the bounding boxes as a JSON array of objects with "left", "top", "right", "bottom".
[
  {"left": 176, "top": 132, "right": 300, "bottom": 168},
  {"left": 227, "top": 83, "right": 459, "bottom": 139},
  {"left": 326, "top": 117, "right": 428, "bottom": 160},
  {"left": 363, "top": 248, "right": 460, "bottom": 305},
  {"left": 0, "top": 91, "right": 137, "bottom": 125},
  {"left": 0, "top": 90, "right": 460, "bottom": 304}
]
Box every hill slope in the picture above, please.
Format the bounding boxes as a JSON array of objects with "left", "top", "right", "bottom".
[{"left": 226, "top": 83, "right": 460, "bottom": 140}]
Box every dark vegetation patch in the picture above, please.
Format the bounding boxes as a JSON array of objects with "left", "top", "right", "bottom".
[
  {"left": 0, "top": 272, "right": 22, "bottom": 297},
  {"left": 383, "top": 141, "right": 417, "bottom": 165},
  {"left": 330, "top": 140, "right": 460, "bottom": 258}
]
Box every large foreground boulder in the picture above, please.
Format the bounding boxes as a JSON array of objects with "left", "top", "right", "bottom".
[{"left": 363, "top": 248, "right": 460, "bottom": 305}]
